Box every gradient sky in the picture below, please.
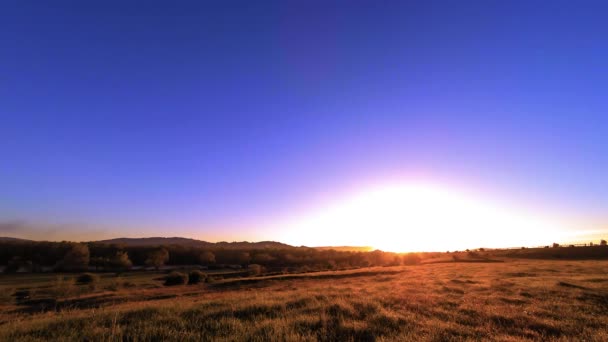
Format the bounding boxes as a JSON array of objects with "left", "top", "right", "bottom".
[{"left": 1, "top": 1, "right": 607, "bottom": 247}]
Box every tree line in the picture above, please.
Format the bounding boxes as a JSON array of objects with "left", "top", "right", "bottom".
[{"left": 0, "top": 241, "right": 424, "bottom": 273}]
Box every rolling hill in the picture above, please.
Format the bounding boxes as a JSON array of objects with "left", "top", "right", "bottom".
[{"left": 96, "top": 237, "right": 296, "bottom": 249}]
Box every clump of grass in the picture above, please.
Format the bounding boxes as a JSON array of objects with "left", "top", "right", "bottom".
[
  {"left": 188, "top": 270, "right": 206, "bottom": 285},
  {"left": 164, "top": 272, "right": 188, "bottom": 286}
]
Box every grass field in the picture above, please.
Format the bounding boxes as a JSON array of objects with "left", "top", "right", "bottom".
[{"left": 1, "top": 259, "right": 608, "bottom": 341}]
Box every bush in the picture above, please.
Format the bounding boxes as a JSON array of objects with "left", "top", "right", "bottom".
[
  {"left": 76, "top": 273, "right": 100, "bottom": 285},
  {"left": 188, "top": 270, "right": 206, "bottom": 284},
  {"left": 164, "top": 271, "right": 188, "bottom": 286}
]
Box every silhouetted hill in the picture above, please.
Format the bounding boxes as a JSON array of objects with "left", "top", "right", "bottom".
[
  {"left": 97, "top": 237, "right": 211, "bottom": 247},
  {"left": 96, "top": 237, "right": 295, "bottom": 249},
  {"left": 0, "top": 237, "right": 33, "bottom": 242},
  {"left": 314, "top": 246, "right": 374, "bottom": 252}
]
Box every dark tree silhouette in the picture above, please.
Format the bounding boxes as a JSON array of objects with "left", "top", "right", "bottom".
[
  {"left": 109, "top": 251, "right": 133, "bottom": 270},
  {"left": 198, "top": 251, "right": 215, "bottom": 265},
  {"left": 62, "top": 244, "right": 90, "bottom": 271},
  {"left": 146, "top": 248, "right": 169, "bottom": 270}
]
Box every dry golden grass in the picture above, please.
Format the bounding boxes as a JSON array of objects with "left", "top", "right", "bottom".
[{"left": 1, "top": 260, "right": 608, "bottom": 341}]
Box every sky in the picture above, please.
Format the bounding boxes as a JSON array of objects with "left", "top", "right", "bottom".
[{"left": 1, "top": 1, "right": 607, "bottom": 250}]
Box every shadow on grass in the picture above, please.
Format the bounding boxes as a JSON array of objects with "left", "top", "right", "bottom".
[
  {"left": 210, "top": 269, "right": 407, "bottom": 289},
  {"left": 557, "top": 281, "right": 587, "bottom": 289}
]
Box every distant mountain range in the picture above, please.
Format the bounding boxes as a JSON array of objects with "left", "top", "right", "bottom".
[
  {"left": 0, "top": 236, "right": 371, "bottom": 251},
  {"left": 97, "top": 237, "right": 296, "bottom": 249},
  {"left": 0, "top": 236, "right": 33, "bottom": 242}
]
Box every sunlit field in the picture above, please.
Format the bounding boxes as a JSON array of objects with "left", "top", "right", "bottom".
[{"left": 2, "top": 258, "right": 608, "bottom": 341}]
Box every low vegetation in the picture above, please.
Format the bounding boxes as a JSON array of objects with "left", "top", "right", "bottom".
[
  {"left": 188, "top": 270, "right": 206, "bottom": 285},
  {"left": 1, "top": 259, "right": 608, "bottom": 341}
]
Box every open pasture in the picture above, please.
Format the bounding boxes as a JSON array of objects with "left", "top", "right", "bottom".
[{"left": 1, "top": 259, "right": 608, "bottom": 341}]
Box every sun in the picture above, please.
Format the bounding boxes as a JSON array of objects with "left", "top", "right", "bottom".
[{"left": 275, "top": 182, "right": 564, "bottom": 252}]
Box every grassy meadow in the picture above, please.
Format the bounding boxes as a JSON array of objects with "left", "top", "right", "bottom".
[{"left": 1, "top": 259, "right": 608, "bottom": 341}]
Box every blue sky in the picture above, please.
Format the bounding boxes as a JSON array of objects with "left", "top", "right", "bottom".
[{"left": 1, "top": 1, "right": 607, "bottom": 245}]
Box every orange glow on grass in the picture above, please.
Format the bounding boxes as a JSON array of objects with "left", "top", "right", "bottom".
[{"left": 275, "top": 182, "right": 568, "bottom": 252}]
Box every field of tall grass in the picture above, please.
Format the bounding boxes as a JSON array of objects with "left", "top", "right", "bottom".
[{"left": 1, "top": 260, "right": 607, "bottom": 341}]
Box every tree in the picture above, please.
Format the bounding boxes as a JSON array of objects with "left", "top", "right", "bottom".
[
  {"left": 109, "top": 251, "right": 132, "bottom": 270},
  {"left": 146, "top": 248, "right": 169, "bottom": 270},
  {"left": 62, "top": 244, "right": 90, "bottom": 271},
  {"left": 601, "top": 240, "right": 607, "bottom": 246},
  {"left": 198, "top": 251, "right": 215, "bottom": 265}
]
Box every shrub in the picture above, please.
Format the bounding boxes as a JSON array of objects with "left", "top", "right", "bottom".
[
  {"left": 188, "top": 270, "right": 206, "bottom": 284},
  {"left": 164, "top": 271, "right": 188, "bottom": 286},
  {"left": 76, "top": 273, "right": 100, "bottom": 285}
]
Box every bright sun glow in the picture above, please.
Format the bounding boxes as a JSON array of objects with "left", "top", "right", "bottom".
[{"left": 275, "top": 183, "right": 568, "bottom": 252}]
